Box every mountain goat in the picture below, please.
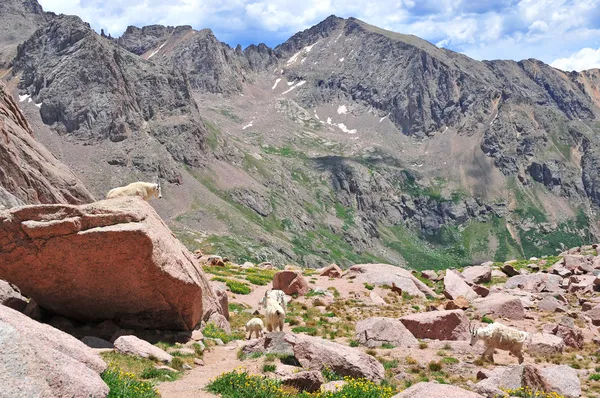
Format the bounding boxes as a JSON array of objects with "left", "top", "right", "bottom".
[
  {"left": 469, "top": 321, "right": 528, "bottom": 364},
  {"left": 106, "top": 181, "right": 162, "bottom": 201},
  {"left": 264, "top": 297, "right": 285, "bottom": 332},
  {"left": 259, "top": 289, "right": 287, "bottom": 313},
  {"left": 245, "top": 317, "right": 264, "bottom": 339}
]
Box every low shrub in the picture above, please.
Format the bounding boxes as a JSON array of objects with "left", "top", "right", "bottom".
[
  {"left": 102, "top": 366, "right": 158, "bottom": 398},
  {"left": 203, "top": 323, "right": 244, "bottom": 343},
  {"left": 502, "top": 387, "right": 565, "bottom": 398},
  {"left": 226, "top": 279, "right": 251, "bottom": 294},
  {"left": 291, "top": 326, "right": 317, "bottom": 336},
  {"left": 349, "top": 340, "right": 360, "bottom": 347},
  {"left": 263, "top": 364, "right": 276, "bottom": 372}
]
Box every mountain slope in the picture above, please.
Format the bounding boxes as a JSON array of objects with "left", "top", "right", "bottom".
[{"left": 2, "top": 4, "right": 599, "bottom": 268}]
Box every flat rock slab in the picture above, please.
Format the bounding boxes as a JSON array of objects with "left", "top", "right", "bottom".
[
  {"left": 344, "top": 264, "right": 437, "bottom": 298},
  {"left": 114, "top": 335, "right": 172, "bottom": 363},
  {"left": 392, "top": 382, "right": 484, "bottom": 397},
  {"left": 0, "top": 197, "right": 222, "bottom": 330},
  {"left": 0, "top": 305, "right": 108, "bottom": 397},
  {"left": 472, "top": 294, "right": 525, "bottom": 320},
  {"left": 400, "top": 309, "right": 469, "bottom": 340},
  {"left": 355, "top": 317, "right": 418, "bottom": 348},
  {"left": 444, "top": 270, "right": 479, "bottom": 301}
]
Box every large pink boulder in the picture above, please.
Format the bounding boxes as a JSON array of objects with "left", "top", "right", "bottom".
[
  {"left": 400, "top": 310, "right": 470, "bottom": 340},
  {"left": 344, "top": 264, "right": 437, "bottom": 298},
  {"left": 471, "top": 294, "right": 525, "bottom": 320},
  {"left": 355, "top": 317, "right": 418, "bottom": 348},
  {"left": 462, "top": 265, "right": 492, "bottom": 285},
  {"left": 392, "top": 382, "right": 484, "bottom": 397},
  {"left": 0, "top": 197, "right": 223, "bottom": 330},
  {"left": 0, "top": 305, "right": 108, "bottom": 397},
  {"left": 285, "top": 333, "right": 385, "bottom": 382},
  {"left": 443, "top": 270, "right": 479, "bottom": 301},
  {"left": 273, "top": 270, "right": 309, "bottom": 296},
  {"left": 320, "top": 264, "right": 343, "bottom": 278}
]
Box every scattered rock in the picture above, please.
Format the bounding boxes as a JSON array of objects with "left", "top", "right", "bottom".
[
  {"left": 282, "top": 370, "right": 325, "bottom": 393},
  {"left": 527, "top": 333, "right": 565, "bottom": 357},
  {"left": 320, "top": 264, "right": 343, "bottom": 278},
  {"left": 0, "top": 280, "right": 25, "bottom": 306},
  {"left": 320, "top": 380, "right": 347, "bottom": 393},
  {"left": 191, "top": 330, "right": 204, "bottom": 341},
  {"left": 500, "top": 263, "right": 519, "bottom": 276},
  {"left": 81, "top": 336, "right": 114, "bottom": 349},
  {"left": 198, "top": 255, "right": 225, "bottom": 266},
  {"left": 208, "top": 313, "right": 231, "bottom": 334},
  {"left": 369, "top": 291, "right": 386, "bottom": 306},
  {"left": 273, "top": 270, "right": 310, "bottom": 296},
  {"left": 445, "top": 296, "right": 470, "bottom": 310},
  {"left": 400, "top": 310, "right": 469, "bottom": 340},
  {"left": 462, "top": 265, "right": 492, "bottom": 285},
  {"left": 285, "top": 333, "right": 385, "bottom": 382},
  {"left": 537, "top": 296, "right": 566, "bottom": 313},
  {"left": 114, "top": 335, "right": 173, "bottom": 363},
  {"left": 392, "top": 382, "right": 484, "bottom": 397},
  {"left": 0, "top": 198, "right": 224, "bottom": 330},
  {"left": 472, "top": 285, "right": 490, "bottom": 297},
  {"left": 194, "top": 358, "right": 205, "bottom": 366},
  {"left": 0, "top": 305, "right": 108, "bottom": 397},
  {"left": 355, "top": 317, "right": 418, "bottom": 348},
  {"left": 553, "top": 318, "right": 584, "bottom": 349},
  {"left": 443, "top": 270, "right": 478, "bottom": 301},
  {"left": 471, "top": 294, "right": 525, "bottom": 320},
  {"left": 586, "top": 304, "right": 600, "bottom": 326},
  {"left": 420, "top": 270, "right": 439, "bottom": 281}
]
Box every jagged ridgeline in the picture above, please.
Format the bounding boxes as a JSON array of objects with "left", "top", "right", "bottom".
[{"left": 2, "top": 4, "right": 600, "bottom": 269}]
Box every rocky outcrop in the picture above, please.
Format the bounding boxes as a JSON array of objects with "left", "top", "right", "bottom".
[
  {"left": 0, "top": 305, "right": 108, "bottom": 397},
  {"left": 0, "top": 0, "right": 49, "bottom": 67},
  {"left": 399, "top": 310, "right": 469, "bottom": 341},
  {"left": 527, "top": 333, "right": 565, "bottom": 356},
  {"left": 282, "top": 370, "right": 325, "bottom": 393},
  {"left": 320, "top": 264, "right": 343, "bottom": 278},
  {"left": 12, "top": 15, "right": 208, "bottom": 182},
  {"left": 462, "top": 265, "right": 492, "bottom": 285},
  {"left": 242, "top": 332, "right": 294, "bottom": 357},
  {"left": 285, "top": 333, "right": 385, "bottom": 382},
  {"left": 0, "top": 82, "right": 94, "bottom": 207},
  {"left": 355, "top": 317, "right": 418, "bottom": 348},
  {"left": 0, "top": 197, "right": 223, "bottom": 330}
]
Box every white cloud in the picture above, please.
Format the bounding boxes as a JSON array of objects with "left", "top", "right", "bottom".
[{"left": 551, "top": 48, "right": 600, "bottom": 71}]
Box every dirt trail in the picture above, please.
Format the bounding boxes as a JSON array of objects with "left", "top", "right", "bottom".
[{"left": 157, "top": 342, "right": 248, "bottom": 398}]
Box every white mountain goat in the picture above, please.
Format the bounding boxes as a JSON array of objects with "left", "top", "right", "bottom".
[
  {"left": 259, "top": 289, "right": 287, "bottom": 313},
  {"left": 264, "top": 297, "right": 285, "bottom": 332},
  {"left": 245, "top": 317, "right": 264, "bottom": 339},
  {"left": 106, "top": 181, "right": 162, "bottom": 201},
  {"left": 469, "top": 321, "right": 528, "bottom": 364}
]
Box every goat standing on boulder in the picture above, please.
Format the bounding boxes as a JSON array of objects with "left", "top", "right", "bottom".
[
  {"left": 469, "top": 321, "right": 528, "bottom": 364},
  {"left": 106, "top": 181, "right": 162, "bottom": 201}
]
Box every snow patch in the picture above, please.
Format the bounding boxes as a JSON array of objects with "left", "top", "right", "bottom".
[
  {"left": 339, "top": 57, "right": 344, "bottom": 62},
  {"left": 379, "top": 114, "right": 388, "bottom": 123},
  {"left": 18, "top": 94, "right": 30, "bottom": 102},
  {"left": 314, "top": 110, "right": 320, "bottom": 120},
  {"left": 337, "top": 105, "right": 347, "bottom": 115},
  {"left": 442, "top": 126, "right": 448, "bottom": 133},
  {"left": 242, "top": 122, "right": 253, "bottom": 130},
  {"left": 35, "top": 102, "right": 42, "bottom": 108},
  {"left": 287, "top": 81, "right": 294, "bottom": 86},
  {"left": 287, "top": 42, "right": 317, "bottom": 65},
  {"left": 28, "top": 97, "right": 32, "bottom": 103},
  {"left": 337, "top": 123, "right": 357, "bottom": 134},
  {"left": 490, "top": 113, "right": 499, "bottom": 125},
  {"left": 272, "top": 78, "right": 281, "bottom": 90},
  {"left": 281, "top": 80, "right": 306, "bottom": 95},
  {"left": 326, "top": 117, "right": 332, "bottom": 125},
  {"left": 148, "top": 41, "right": 167, "bottom": 59}
]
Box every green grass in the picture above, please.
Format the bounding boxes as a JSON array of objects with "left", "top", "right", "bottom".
[
  {"left": 100, "top": 352, "right": 156, "bottom": 377},
  {"left": 291, "top": 326, "right": 318, "bottom": 336},
  {"left": 206, "top": 370, "right": 397, "bottom": 397},
  {"left": 481, "top": 316, "right": 494, "bottom": 324},
  {"left": 140, "top": 367, "right": 181, "bottom": 382},
  {"left": 382, "top": 359, "right": 399, "bottom": 370},
  {"left": 102, "top": 366, "right": 158, "bottom": 398},
  {"left": 226, "top": 279, "right": 252, "bottom": 294},
  {"left": 589, "top": 373, "right": 600, "bottom": 381},
  {"left": 203, "top": 323, "right": 244, "bottom": 343},
  {"left": 364, "top": 283, "right": 374, "bottom": 291},
  {"left": 321, "top": 366, "right": 343, "bottom": 381},
  {"left": 380, "top": 343, "right": 395, "bottom": 349},
  {"left": 263, "top": 364, "right": 277, "bottom": 373},
  {"left": 349, "top": 340, "right": 360, "bottom": 347},
  {"left": 246, "top": 274, "right": 272, "bottom": 286},
  {"left": 441, "top": 357, "right": 459, "bottom": 364}
]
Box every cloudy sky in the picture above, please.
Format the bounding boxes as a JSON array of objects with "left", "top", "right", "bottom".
[{"left": 37, "top": 0, "right": 600, "bottom": 71}]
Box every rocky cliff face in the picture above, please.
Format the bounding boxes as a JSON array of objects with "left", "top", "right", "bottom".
[
  {"left": 11, "top": 15, "right": 209, "bottom": 182},
  {"left": 0, "top": 81, "right": 93, "bottom": 208}
]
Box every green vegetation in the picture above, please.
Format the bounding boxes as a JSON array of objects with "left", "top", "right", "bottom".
[
  {"left": 349, "top": 340, "right": 360, "bottom": 347},
  {"left": 441, "top": 357, "right": 459, "bottom": 364},
  {"left": 481, "top": 316, "right": 494, "bottom": 324},
  {"left": 335, "top": 202, "right": 355, "bottom": 230},
  {"left": 219, "top": 108, "right": 242, "bottom": 122},
  {"left": 226, "top": 279, "right": 251, "bottom": 294},
  {"left": 262, "top": 145, "right": 307, "bottom": 159},
  {"left": 203, "top": 323, "right": 244, "bottom": 343},
  {"left": 589, "top": 374, "right": 600, "bottom": 381},
  {"left": 206, "top": 370, "right": 397, "bottom": 397},
  {"left": 263, "top": 364, "right": 277, "bottom": 373},
  {"left": 291, "top": 326, "right": 318, "bottom": 336},
  {"left": 102, "top": 366, "right": 158, "bottom": 398},
  {"left": 381, "top": 343, "right": 395, "bottom": 349},
  {"left": 140, "top": 367, "right": 181, "bottom": 382},
  {"left": 364, "top": 283, "right": 375, "bottom": 291}
]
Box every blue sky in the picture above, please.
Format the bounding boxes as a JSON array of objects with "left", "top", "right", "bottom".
[{"left": 38, "top": 0, "right": 600, "bottom": 71}]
